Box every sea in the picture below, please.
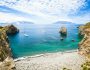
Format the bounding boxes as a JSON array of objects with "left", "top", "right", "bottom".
[{"left": 0, "top": 22, "right": 83, "bottom": 58}]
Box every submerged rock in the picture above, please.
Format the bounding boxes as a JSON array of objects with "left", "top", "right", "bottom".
[
  {"left": 60, "top": 37, "right": 64, "bottom": 41},
  {"left": 71, "top": 39, "right": 75, "bottom": 42}
]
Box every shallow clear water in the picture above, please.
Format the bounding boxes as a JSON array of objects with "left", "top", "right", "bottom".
[{"left": 6, "top": 23, "right": 82, "bottom": 58}]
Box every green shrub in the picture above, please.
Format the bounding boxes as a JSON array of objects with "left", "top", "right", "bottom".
[{"left": 83, "top": 65, "right": 88, "bottom": 70}]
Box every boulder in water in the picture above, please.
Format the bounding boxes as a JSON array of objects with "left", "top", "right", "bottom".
[
  {"left": 59, "top": 26, "right": 67, "bottom": 36},
  {"left": 60, "top": 37, "right": 64, "bottom": 41},
  {"left": 71, "top": 39, "right": 75, "bottom": 42}
]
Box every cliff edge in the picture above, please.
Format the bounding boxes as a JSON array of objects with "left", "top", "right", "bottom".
[
  {"left": 0, "top": 25, "right": 19, "bottom": 70},
  {"left": 79, "top": 22, "right": 90, "bottom": 59}
]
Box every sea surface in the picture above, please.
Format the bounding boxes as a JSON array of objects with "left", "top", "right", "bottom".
[{"left": 0, "top": 22, "right": 82, "bottom": 58}]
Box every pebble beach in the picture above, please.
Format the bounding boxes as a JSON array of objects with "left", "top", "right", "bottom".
[{"left": 15, "top": 50, "right": 86, "bottom": 70}]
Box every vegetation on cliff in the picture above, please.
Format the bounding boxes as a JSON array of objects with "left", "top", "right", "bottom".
[
  {"left": 79, "top": 22, "right": 90, "bottom": 58},
  {"left": 6, "top": 24, "right": 19, "bottom": 35},
  {"left": 79, "top": 22, "right": 90, "bottom": 70},
  {"left": 0, "top": 24, "right": 19, "bottom": 70},
  {"left": 83, "top": 22, "right": 90, "bottom": 29},
  {"left": 0, "top": 27, "right": 11, "bottom": 61},
  {"left": 81, "top": 61, "right": 90, "bottom": 70}
]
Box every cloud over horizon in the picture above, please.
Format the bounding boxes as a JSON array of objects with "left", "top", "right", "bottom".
[{"left": 0, "top": 0, "right": 90, "bottom": 24}]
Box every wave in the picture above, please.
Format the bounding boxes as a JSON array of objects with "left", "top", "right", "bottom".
[{"left": 14, "top": 49, "right": 78, "bottom": 62}]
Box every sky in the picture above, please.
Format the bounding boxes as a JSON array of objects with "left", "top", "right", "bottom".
[{"left": 0, "top": 0, "right": 90, "bottom": 24}]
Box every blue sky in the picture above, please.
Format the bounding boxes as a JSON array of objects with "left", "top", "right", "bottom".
[{"left": 0, "top": 0, "right": 90, "bottom": 24}]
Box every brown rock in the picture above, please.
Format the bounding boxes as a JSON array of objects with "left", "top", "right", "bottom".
[
  {"left": 78, "top": 22, "right": 90, "bottom": 58},
  {"left": 6, "top": 24, "right": 19, "bottom": 35},
  {"left": 0, "top": 24, "right": 19, "bottom": 70},
  {"left": 59, "top": 26, "right": 67, "bottom": 37}
]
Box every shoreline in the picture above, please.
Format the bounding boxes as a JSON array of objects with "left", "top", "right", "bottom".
[
  {"left": 14, "top": 49, "right": 78, "bottom": 62},
  {"left": 15, "top": 49, "right": 86, "bottom": 70}
]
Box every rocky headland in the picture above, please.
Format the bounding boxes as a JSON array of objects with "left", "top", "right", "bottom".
[
  {"left": 78, "top": 22, "right": 90, "bottom": 70},
  {"left": 0, "top": 24, "right": 19, "bottom": 70},
  {"left": 78, "top": 22, "right": 90, "bottom": 58},
  {"left": 59, "top": 27, "right": 67, "bottom": 36}
]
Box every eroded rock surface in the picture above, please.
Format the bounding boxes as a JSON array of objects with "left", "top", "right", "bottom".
[
  {"left": 6, "top": 25, "right": 19, "bottom": 35},
  {"left": 59, "top": 27, "right": 67, "bottom": 38},
  {"left": 79, "top": 22, "right": 90, "bottom": 59},
  {"left": 0, "top": 24, "right": 19, "bottom": 70}
]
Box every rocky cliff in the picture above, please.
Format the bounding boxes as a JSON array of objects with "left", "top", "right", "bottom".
[
  {"left": 0, "top": 24, "right": 19, "bottom": 70},
  {"left": 6, "top": 24, "right": 19, "bottom": 35},
  {"left": 78, "top": 22, "right": 90, "bottom": 58}
]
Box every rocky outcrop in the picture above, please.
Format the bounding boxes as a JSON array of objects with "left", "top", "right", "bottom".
[
  {"left": 0, "top": 24, "right": 19, "bottom": 70},
  {"left": 0, "top": 27, "right": 11, "bottom": 61},
  {"left": 59, "top": 27, "right": 67, "bottom": 37},
  {"left": 0, "top": 57, "right": 15, "bottom": 70},
  {"left": 78, "top": 22, "right": 90, "bottom": 58},
  {"left": 6, "top": 24, "right": 19, "bottom": 35},
  {"left": 78, "top": 26, "right": 85, "bottom": 37}
]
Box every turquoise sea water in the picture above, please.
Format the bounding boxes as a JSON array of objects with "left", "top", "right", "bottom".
[{"left": 2, "top": 22, "right": 82, "bottom": 58}]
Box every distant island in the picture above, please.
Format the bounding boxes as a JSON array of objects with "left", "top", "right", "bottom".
[{"left": 53, "top": 21, "right": 75, "bottom": 24}]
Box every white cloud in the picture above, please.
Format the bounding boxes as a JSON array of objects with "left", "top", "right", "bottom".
[
  {"left": 0, "top": 0, "right": 89, "bottom": 24},
  {"left": 30, "top": 0, "right": 86, "bottom": 15},
  {"left": 0, "top": 12, "right": 33, "bottom": 23},
  {"left": 0, "top": 0, "right": 86, "bottom": 15}
]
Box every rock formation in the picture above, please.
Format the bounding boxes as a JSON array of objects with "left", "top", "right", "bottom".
[
  {"left": 6, "top": 24, "right": 19, "bottom": 35},
  {"left": 59, "top": 26, "right": 67, "bottom": 37},
  {"left": 78, "top": 22, "right": 90, "bottom": 58},
  {"left": 0, "top": 24, "right": 19, "bottom": 70}
]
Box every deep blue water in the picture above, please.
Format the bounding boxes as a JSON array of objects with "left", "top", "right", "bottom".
[{"left": 0, "top": 22, "right": 82, "bottom": 58}]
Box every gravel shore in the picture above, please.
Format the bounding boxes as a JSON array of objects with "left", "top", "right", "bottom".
[{"left": 15, "top": 51, "right": 86, "bottom": 70}]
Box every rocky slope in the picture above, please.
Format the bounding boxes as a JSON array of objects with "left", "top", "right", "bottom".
[
  {"left": 78, "top": 22, "right": 90, "bottom": 59},
  {"left": 0, "top": 25, "right": 19, "bottom": 70}
]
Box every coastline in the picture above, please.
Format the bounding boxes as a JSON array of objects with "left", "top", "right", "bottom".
[
  {"left": 14, "top": 49, "right": 78, "bottom": 61},
  {"left": 14, "top": 49, "right": 86, "bottom": 70}
]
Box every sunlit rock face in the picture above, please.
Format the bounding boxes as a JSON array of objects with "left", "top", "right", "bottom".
[
  {"left": 0, "top": 27, "right": 11, "bottom": 61},
  {"left": 79, "top": 22, "right": 90, "bottom": 59},
  {"left": 59, "top": 26, "right": 67, "bottom": 37},
  {"left": 0, "top": 57, "right": 15, "bottom": 70},
  {"left": 78, "top": 26, "right": 85, "bottom": 37},
  {"left": 6, "top": 24, "right": 19, "bottom": 35},
  {"left": 0, "top": 25, "right": 19, "bottom": 70}
]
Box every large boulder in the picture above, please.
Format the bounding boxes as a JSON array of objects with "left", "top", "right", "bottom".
[
  {"left": 6, "top": 25, "right": 19, "bottom": 35},
  {"left": 59, "top": 27, "right": 67, "bottom": 36}
]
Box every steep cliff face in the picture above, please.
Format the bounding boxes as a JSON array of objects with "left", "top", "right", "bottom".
[
  {"left": 6, "top": 24, "right": 19, "bottom": 35},
  {"left": 0, "top": 27, "right": 11, "bottom": 61},
  {"left": 0, "top": 24, "right": 19, "bottom": 70},
  {"left": 79, "top": 22, "right": 90, "bottom": 58}
]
